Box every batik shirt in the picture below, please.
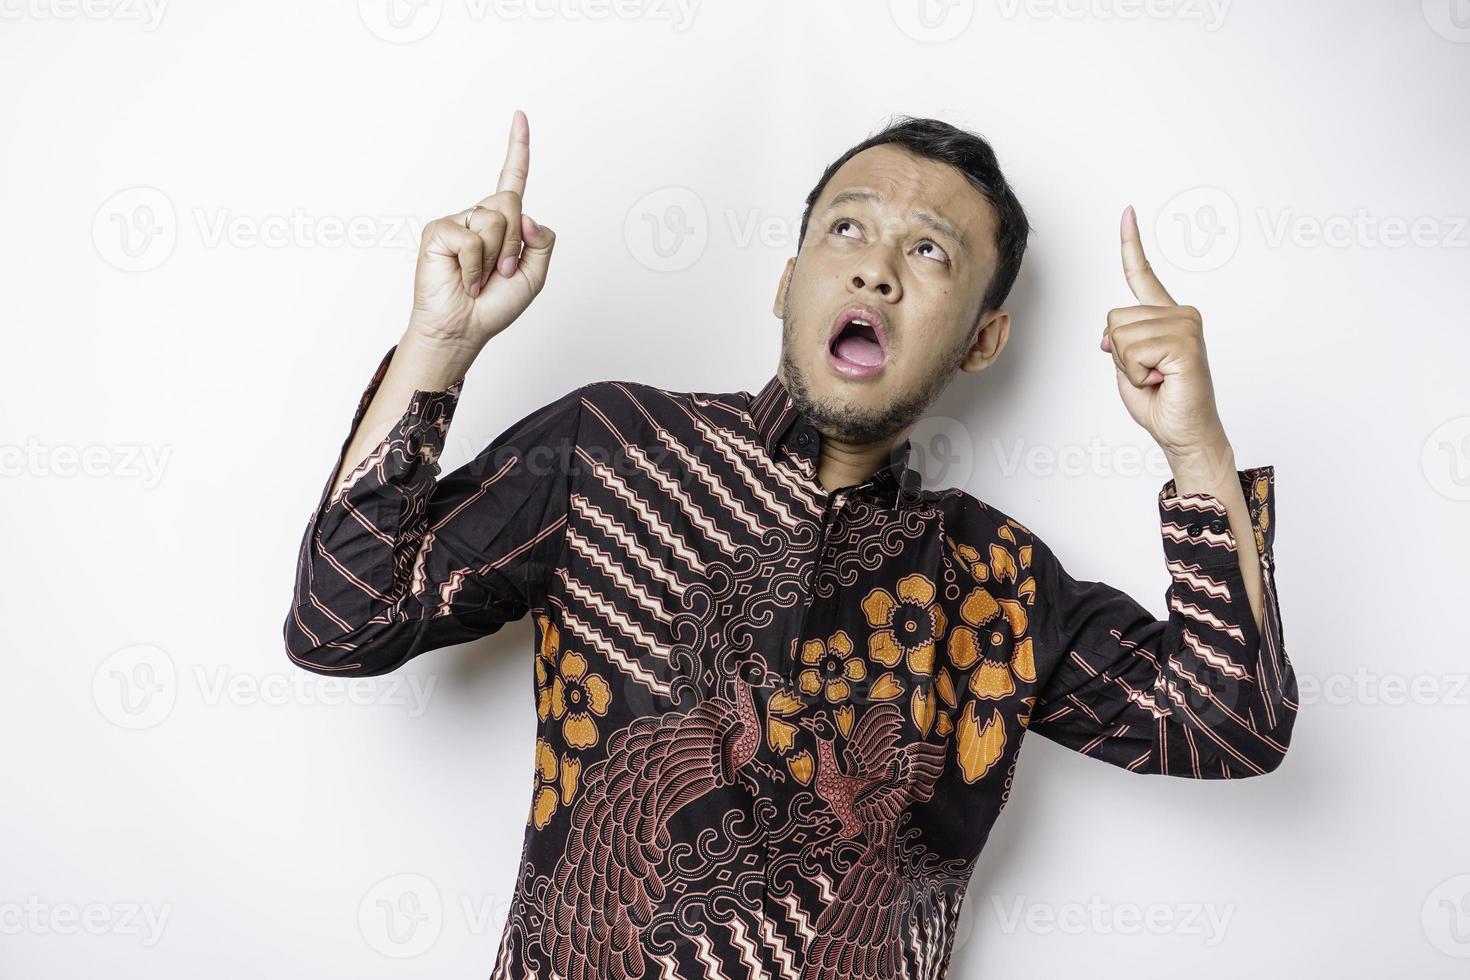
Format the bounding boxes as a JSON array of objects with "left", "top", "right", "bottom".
[{"left": 285, "top": 344, "right": 1297, "bottom": 980}]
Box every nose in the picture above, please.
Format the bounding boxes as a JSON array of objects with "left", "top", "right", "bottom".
[
  {"left": 849, "top": 268, "right": 896, "bottom": 300},
  {"left": 848, "top": 248, "right": 901, "bottom": 302}
]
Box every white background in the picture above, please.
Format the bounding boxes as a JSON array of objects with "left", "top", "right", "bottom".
[{"left": 4, "top": 1, "right": 1468, "bottom": 976}]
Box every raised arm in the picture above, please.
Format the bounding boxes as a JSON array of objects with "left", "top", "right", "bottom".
[
  {"left": 325, "top": 109, "right": 553, "bottom": 497},
  {"left": 1025, "top": 465, "right": 1296, "bottom": 776},
  {"left": 283, "top": 110, "right": 568, "bottom": 676},
  {"left": 1101, "top": 205, "right": 1267, "bottom": 627},
  {"left": 1023, "top": 205, "right": 1298, "bottom": 776}
]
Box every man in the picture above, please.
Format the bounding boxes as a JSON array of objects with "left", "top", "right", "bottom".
[{"left": 284, "top": 110, "right": 1295, "bottom": 980}]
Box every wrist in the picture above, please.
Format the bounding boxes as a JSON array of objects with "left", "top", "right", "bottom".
[
  {"left": 1165, "top": 439, "right": 1238, "bottom": 490},
  {"left": 394, "top": 329, "right": 480, "bottom": 391}
]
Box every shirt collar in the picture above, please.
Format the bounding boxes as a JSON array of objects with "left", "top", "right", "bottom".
[{"left": 750, "top": 372, "right": 921, "bottom": 506}]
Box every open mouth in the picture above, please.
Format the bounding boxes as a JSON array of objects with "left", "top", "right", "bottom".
[{"left": 826, "top": 305, "right": 889, "bottom": 378}]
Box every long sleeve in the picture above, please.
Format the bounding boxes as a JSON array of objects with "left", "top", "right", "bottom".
[
  {"left": 1025, "top": 465, "right": 1297, "bottom": 777},
  {"left": 283, "top": 345, "right": 587, "bottom": 677}
]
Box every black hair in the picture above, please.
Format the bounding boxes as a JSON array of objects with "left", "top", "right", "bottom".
[{"left": 797, "top": 115, "right": 1031, "bottom": 318}]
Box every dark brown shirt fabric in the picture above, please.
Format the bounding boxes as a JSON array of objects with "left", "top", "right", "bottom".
[{"left": 285, "top": 344, "right": 1296, "bottom": 980}]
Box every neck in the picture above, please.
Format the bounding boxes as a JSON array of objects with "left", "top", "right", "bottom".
[
  {"left": 816, "top": 430, "right": 904, "bottom": 494},
  {"left": 772, "top": 359, "right": 912, "bottom": 494}
]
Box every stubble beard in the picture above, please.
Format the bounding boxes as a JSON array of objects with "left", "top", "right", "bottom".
[{"left": 778, "top": 300, "right": 976, "bottom": 446}]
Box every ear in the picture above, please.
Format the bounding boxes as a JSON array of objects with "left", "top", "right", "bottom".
[
  {"left": 960, "top": 308, "right": 1011, "bottom": 373},
  {"left": 772, "top": 257, "right": 795, "bottom": 318}
]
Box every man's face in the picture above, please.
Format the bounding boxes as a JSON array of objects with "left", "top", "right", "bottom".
[{"left": 773, "top": 143, "right": 1010, "bottom": 446}]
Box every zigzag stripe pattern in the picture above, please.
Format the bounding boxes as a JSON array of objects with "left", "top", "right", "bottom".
[
  {"left": 1169, "top": 595, "right": 1246, "bottom": 643},
  {"left": 555, "top": 596, "right": 673, "bottom": 697},
  {"left": 756, "top": 913, "right": 802, "bottom": 980},
  {"left": 1167, "top": 559, "right": 1231, "bottom": 599},
  {"left": 283, "top": 350, "right": 1295, "bottom": 980},
  {"left": 1181, "top": 629, "right": 1250, "bottom": 679},
  {"left": 564, "top": 527, "right": 678, "bottom": 624},
  {"left": 637, "top": 437, "right": 755, "bottom": 548},
  {"left": 570, "top": 497, "right": 693, "bottom": 595}
]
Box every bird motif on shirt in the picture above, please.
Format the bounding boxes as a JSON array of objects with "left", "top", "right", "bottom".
[
  {"left": 540, "top": 663, "right": 780, "bottom": 980},
  {"left": 799, "top": 703, "right": 948, "bottom": 980}
]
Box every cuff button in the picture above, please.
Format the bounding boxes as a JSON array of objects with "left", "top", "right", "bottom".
[
  {"left": 1208, "top": 518, "right": 1227, "bottom": 533},
  {"left": 1186, "top": 522, "right": 1203, "bottom": 536}
]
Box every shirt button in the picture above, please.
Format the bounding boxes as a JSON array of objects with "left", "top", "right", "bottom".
[{"left": 796, "top": 431, "right": 810, "bottom": 447}]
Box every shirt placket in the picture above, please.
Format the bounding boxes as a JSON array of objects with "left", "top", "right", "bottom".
[{"left": 783, "top": 486, "right": 849, "bottom": 685}]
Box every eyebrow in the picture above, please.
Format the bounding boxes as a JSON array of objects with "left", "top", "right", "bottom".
[{"left": 820, "top": 188, "right": 969, "bottom": 256}]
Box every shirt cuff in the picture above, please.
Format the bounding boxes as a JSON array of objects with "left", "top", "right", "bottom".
[
  {"left": 1157, "top": 464, "right": 1275, "bottom": 568},
  {"left": 308, "top": 344, "right": 465, "bottom": 530}
]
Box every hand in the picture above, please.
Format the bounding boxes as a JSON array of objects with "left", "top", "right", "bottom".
[
  {"left": 406, "top": 109, "right": 557, "bottom": 354},
  {"left": 1100, "top": 205, "right": 1229, "bottom": 463}
]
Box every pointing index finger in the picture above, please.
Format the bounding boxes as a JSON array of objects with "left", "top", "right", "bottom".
[
  {"left": 497, "top": 109, "right": 530, "bottom": 196},
  {"left": 1120, "top": 204, "right": 1176, "bottom": 307}
]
